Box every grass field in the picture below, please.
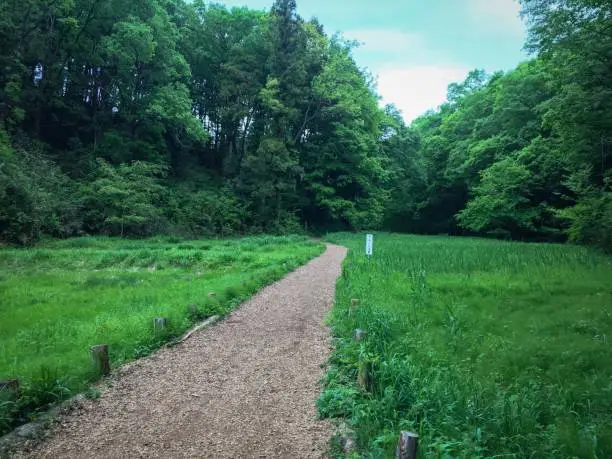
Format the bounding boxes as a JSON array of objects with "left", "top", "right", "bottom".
[
  {"left": 0, "top": 235, "right": 323, "bottom": 435},
  {"left": 319, "top": 233, "right": 612, "bottom": 458}
]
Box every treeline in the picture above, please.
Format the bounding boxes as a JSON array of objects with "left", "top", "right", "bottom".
[
  {"left": 386, "top": 0, "right": 612, "bottom": 251},
  {"left": 0, "top": 0, "right": 610, "bottom": 252},
  {"left": 0, "top": 0, "right": 388, "bottom": 243}
]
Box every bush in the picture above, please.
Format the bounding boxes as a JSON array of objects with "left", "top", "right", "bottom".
[
  {"left": 173, "top": 186, "right": 249, "bottom": 238},
  {"left": 0, "top": 132, "right": 82, "bottom": 245},
  {"left": 81, "top": 159, "right": 169, "bottom": 237},
  {"left": 563, "top": 191, "right": 612, "bottom": 253}
]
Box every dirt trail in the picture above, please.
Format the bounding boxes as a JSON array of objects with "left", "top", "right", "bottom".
[{"left": 15, "top": 244, "right": 347, "bottom": 459}]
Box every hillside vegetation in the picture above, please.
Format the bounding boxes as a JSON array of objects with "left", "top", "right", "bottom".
[
  {"left": 0, "top": 0, "right": 610, "bottom": 252},
  {"left": 320, "top": 233, "right": 612, "bottom": 457}
]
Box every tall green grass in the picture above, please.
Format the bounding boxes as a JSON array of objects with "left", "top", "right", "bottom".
[
  {"left": 320, "top": 233, "right": 612, "bottom": 458},
  {"left": 0, "top": 235, "right": 323, "bottom": 435}
]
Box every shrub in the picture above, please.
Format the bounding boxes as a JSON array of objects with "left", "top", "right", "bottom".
[
  {"left": 81, "top": 159, "right": 169, "bottom": 237},
  {"left": 562, "top": 191, "right": 612, "bottom": 253},
  {"left": 0, "top": 132, "right": 82, "bottom": 244}
]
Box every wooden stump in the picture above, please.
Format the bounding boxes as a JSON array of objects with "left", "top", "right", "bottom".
[
  {"left": 341, "top": 435, "right": 356, "bottom": 455},
  {"left": 396, "top": 431, "right": 419, "bottom": 459},
  {"left": 90, "top": 344, "right": 110, "bottom": 376},
  {"left": 349, "top": 299, "right": 360, "bottom": 317},
  {"left": 358, "top": 361, "right": 372, "bottom": 391},
  {"left": 354, "top": 329, "right": 368, "bottom": 342},
  {"left": 338, "top": 422, "right": 356, "bottom": 455},
  {"left": 0, "top": 379, "right": 20, "bottom": 397},
  {"left": 188, "top": 304, "right": 200, "bottom": 319},
  {"left": 153, "top": 317, "right": 168, "bottom": 330}
]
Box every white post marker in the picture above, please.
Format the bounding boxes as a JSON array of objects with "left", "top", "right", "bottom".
[{"left": 365, "top": 234, "right": 373, "bottom": 257}]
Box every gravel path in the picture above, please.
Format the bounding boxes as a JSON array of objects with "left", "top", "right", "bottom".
[{"left": 15, "top": 244, "right": 347, "bottom": 459}]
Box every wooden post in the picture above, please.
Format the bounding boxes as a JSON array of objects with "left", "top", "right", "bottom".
[
  {"left": 358, "top": 361, "right": 371, "bottom": 391},
  {"left": 153, "top": 317, "right": 168, "bottom": 330},
  {"left": 349, "top": 298, "right": 360, "bottom": 317},
  {"left": 354, "top": 329, "right": 368, "bottom": 342},
  {"left": 396, "top": 431, "right": 419, "bottom": 459},
  {"left": 338, "top": 422, "right": 356, "bottom": 456},
  {"left": 0, "top": 379, "right": 20, "bottom": 397},
  {"left": 341, "top": 435, "right": 356, "bottom": 455},
  {"left": 90, "top": 344, "right": 110, "bottom": 376}
]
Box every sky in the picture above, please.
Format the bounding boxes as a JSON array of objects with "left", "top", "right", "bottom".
[{"left": 216, "top": 0, "right": 528, "bottom": 122}]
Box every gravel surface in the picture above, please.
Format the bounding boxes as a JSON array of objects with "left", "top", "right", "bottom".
[{"left": 14, "top": 244, "right": 347, "bottom": 459}]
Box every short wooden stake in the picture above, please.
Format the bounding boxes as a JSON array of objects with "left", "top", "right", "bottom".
[
  {"left": 338, "top": 422, "right": 356, "bottom": 455},
  {"left": 341, "top": 435, "right": 356, "bottom": 455},
  {"left": 0, "top": 379, "right": 20, "bottom": 397},
  {"left": 396, "top": 431, "right": 419, "bottom": 459},
  {"left": 349, "top": 299, "right": 360, "bottom": 317},
  {"left": 153, "top": 317, "right": 168, "bottom": 330},
  {"left": 349, "top": 307, "right": 356, "bottom": 317},
  {"left": 358, "top": 361, "right": 372, "bottom": 391},
  {"left": 354, "top": 329, "right": 368, "bottom": 342},
  {"left": 90, "top": 344, "right": 110, "bottom": 376}
]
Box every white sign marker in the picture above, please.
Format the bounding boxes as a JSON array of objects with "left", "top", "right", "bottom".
[{"left": 365, "top": 234, "right": 373, "bottom": 256}]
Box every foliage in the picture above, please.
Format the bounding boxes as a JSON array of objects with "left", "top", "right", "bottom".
[
  {"left": 321, "top": 233, "right": 612, "bottom": 457},
  {"left": 381, "top": 0, "right": 611, "bottom": 251},
  {"left": 0, "top": 132, "right": 81, "bottom": 244},
  {"left": 0, "top": 0, "right": 391, "bottom": 241},
  {"left": 172, "top": 185, "right": 249, "bottom": 237},
  {"left": 82, "top": 159, "right": 168, "bottom": 237},
  {"left": 0, "top": 0, "right": 610, "bottom": 251},
  {"left": 561, "top": 190, "right": 612, "bottom": 252},
  {"left": 0, "top": 235, "right": 324, "bottom": 435},
  {"left": 458, "top": 157, "right": 540, "bottom": 239}
]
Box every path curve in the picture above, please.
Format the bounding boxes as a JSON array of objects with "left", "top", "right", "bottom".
[{"left": 15, "top": 244, "right": 347, "bottom": 459}]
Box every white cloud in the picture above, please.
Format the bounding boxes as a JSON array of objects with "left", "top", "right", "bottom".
[
  {"left": 467, "top": 0, "right": 525, "bottom": 37},
  {"left": 375, "top": 65, "right": 469, "bottom": 122},
  {"left": 341, "top": 29, "right": 470, "bottom": 122},
  {"left": 343, "top": 29, "right": 425, "bottom": 54}
]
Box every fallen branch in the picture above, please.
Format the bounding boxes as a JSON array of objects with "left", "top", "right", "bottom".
[{"left": 176, "top": 315, "right": 220, "bottom": 344}]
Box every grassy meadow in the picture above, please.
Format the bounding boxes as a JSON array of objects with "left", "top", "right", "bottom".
[
  {"left": 319, "top": 233, "right": 612, "bottom": 458},
  {"left": 0, "top": 235, "right": 323, "bottom": 434}
]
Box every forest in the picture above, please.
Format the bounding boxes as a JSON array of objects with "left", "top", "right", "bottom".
[{"left": 0, "top": 0, "right": 610, "bottom": 252}]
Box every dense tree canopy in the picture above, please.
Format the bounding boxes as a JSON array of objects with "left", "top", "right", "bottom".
[
  {"left": 0, "top": 0, "right": 389, "bottom": 242},
  {"left": 0, "top": 0, "right": 610, "bottom": 252},
  {"left": 385, "top": 0, "right": 611, "bottom": 251}
]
